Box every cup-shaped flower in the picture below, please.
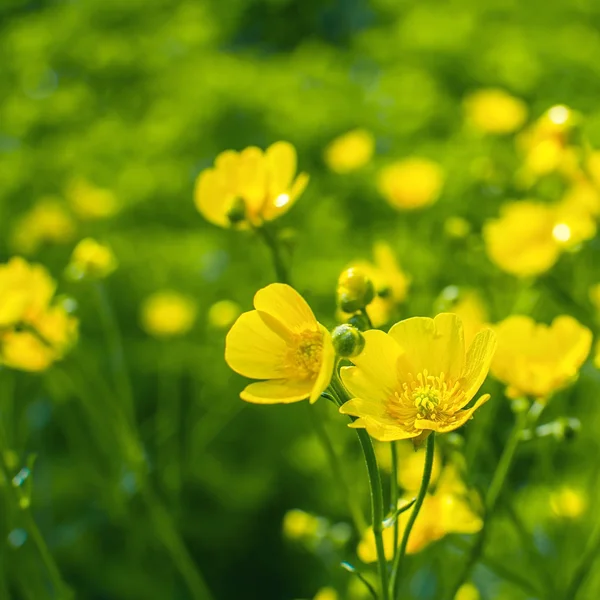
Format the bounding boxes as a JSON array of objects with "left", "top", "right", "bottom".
[
  {"left": 194, "top": 142, "right": 309, "bottom": 228},
  {"left": 225, "top": 284, "right": 335, "bottom": 403},
  {"left": 323, "top": 128, "right": 375, "bottom": 174},
  {"left": 463, "top": 88, "right": 527, "bottom": 135},
  {"left": 140, "top": 291, "right": 197, "bottom": 339},
  {"left": 66, "top": 238, "right": 118, "bottom": 280},
  {"left": 491, "top": 315, "right": 592, "bottom": 401},
  {"left": 339, "top": 313, "right": 496, "bottom": 442}
]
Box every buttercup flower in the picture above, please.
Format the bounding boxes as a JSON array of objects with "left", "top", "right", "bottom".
[
  {"left": 207, "top": 300, "right": 241, "bottom": 329},
  {"left": 549, "top": 486, "right": 587, "bottom": 519},
  {"left": 449, "top": 292, "right": 488, "bottom": 348},
  {"left": 483, "top": 200, "right": 595, "bottom": 277},
  {"left": 0, "top": 258, "right": 78, "bottom": 372},
  {"left": 194, "top": 141, "right": 309, "bottom": 228},
  {"left": 377, "top": 158, "right": 444, "bottom": 210},
  {"left": 225, "top": 283, "right": 334, "bottom": 403},
  {"left": 340, "top": 313, "right": 496, "bottom": 442},
  {"left": 358, "top": 464, "right": 482, "bottom": 560},
  {"left": 491, "top": 315, "right": 592, "bottom": 400},
  {"left": 10, "top": 198, "right": 76, "bottom": 254},
  {"left": 66, "top": 238, "right": 118, "bottom": 280},
  {"left": 463, "top": 88, "right": 527, "bottom": 135},
  {"left": 323, "top": 128, "right": 375, "bottom": 174},
  {"left": 141, "top": 291, "right": 197, "bottom": 338},
  {"left": 66, "top": 178, "right": 120, "bottom": 220}
]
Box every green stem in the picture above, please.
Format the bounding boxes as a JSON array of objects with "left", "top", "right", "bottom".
[
  {"left": 390, "top": 433, "right": 435, "bottom": 600},
  {"left": 446, "top": 402, "right": 536, "bottom": 599},
  {"left": 331, "top": 375, "right": 389, "bottom": 600},
  {"left": 563, "top": 516, "right": 600, "bottom": 599},
  {"left": 256, "top": 225, "right": 289, "bottom": 284},
  {"left": 390, "top": 442, "right": 399, "bottom": 560},
  {"left": 308, "top": 404, "right": 366, "bottom": 533}
]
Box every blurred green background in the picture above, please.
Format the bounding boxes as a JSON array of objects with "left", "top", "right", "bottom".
[{"left": 1, "top": 0, "right": 600, "bottom": 598}]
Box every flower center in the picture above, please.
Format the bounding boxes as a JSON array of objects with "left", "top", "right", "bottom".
[{"left": 290, "top": 331, "right": 323, "bottom": 380}]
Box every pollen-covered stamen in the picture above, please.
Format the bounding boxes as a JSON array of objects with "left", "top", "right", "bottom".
[{"left": 288, "top": 330, "right": 323, "bottom": 379}]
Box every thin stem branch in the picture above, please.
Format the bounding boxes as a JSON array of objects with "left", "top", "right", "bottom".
[
  {"left": 255, "top": 225, "right": 289, "bottom": 284},
  {"left": 390, "top": 433, "right": 435, "bottom": 600},
  {"left": 390, "top": 442, "right": 399, "bottom": 561}
]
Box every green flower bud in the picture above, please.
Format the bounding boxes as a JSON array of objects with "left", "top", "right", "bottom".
[
  {"left": 337, "top": 267, "right": 375, "bottom": 313},
  {"left": 226, "top": 197, "right": 247, "bottom": 225},
  {"left": 332, "top": 324, "right": 365, "bottom": 358}
]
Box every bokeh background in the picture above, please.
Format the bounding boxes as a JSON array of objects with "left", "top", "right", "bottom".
[{"left": 2, "top": 0, "right": 600, "bottom": 598}]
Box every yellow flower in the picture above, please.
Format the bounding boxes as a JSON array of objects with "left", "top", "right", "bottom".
[
  {"left": 358, "top": 464, "right": 482, "bottom": 561},
  {"left": 140, "top": 291, "right": 197, "bottom": 338},
  {"left": 339, "top": 313, "right": 496, "bottom": 442},
  {"left": 207, "top": 300, "right": 241, "bottom": 329},
  {"left": 450, "top": 292, "right": 488, "bottom": 348},
  {"left": 396, "top": 440, "right": 442, "bottom": 493},
  {"left": 549, "top": 486, "right": 587, "bottom": 519},
  {"left": 67, "top": 238, "right": 118, "bottom": 280},
  {"left": 225, "top": 283, "right": 335, "bottom": 404},
  {"left": 491, "top": 315, "right": 592, "bottom": 400},
  {"left": 282, "top": 509, "right": 320, "bottom": 540},
  {"left": 194, "top": 141, "right": 309, "bottom": 228},
  {"left": 0, "top": 258, "right": 78, "bottom": 372},
  {"left": 483, "top": 200, "right": 595, "bottom": 277},
  {"left": 313, "top": 588, "right": 338, "bottom": 600},
  {"left": 10, "top": 198, "right": 77, "bottom": 255},
  {"left": 323, "top": 128, "right": 375, "bottom": 174},
  {"left": 377, "top": 158, "right": 444, "bottom": 210},
  {"left": 464, "top": 88, "right": 527, "bottom": 135},
  {"left": 455, "top": 583, "right": 480, "bottom": 600},
  {"left": 66, "top": 178, "right": 120, "bottom": 220}
]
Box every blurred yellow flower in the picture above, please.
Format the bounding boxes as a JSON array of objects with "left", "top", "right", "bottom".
[
  {"left": 549, "top": 486, "right": 587, "bottom": 519},
  {"left": 451, "top": 292, "right": 488, "bottom": 348},
  {"left": 141, "top": 291, "right": 197, "bottom": 338},
  {"left": 10, "top": 198, "right": 77, "bottom": 255},
  {"left": 207, "top": 299, "right": 241, "bottom": 329},
  {"left": 378, "top": 158, "right": 444, "bottom": 210},
  {"left": 491, "top": 315, "right": 592, "bottom": 400},
  {"left": 194, "top": 141, "right": 309, "bottom": 228},
  {"left": 358, "top": 464, "right": 482, "bottom": 561},
  {"left": 282, "top": 509, "right": 320, "bottom": 540},
  {"left": 455, "top": 583, "right": 480, "bottom": 600},
  {"left": 0, "top": 258, "right": 78, "bottom": 372},
  {"left": 323, "top": 128, "right": 375, "bottom": 174},
  {"left": 339, "top": 314, "right": 497, "bottom": 442},
  {"left": 225, "top": 283, "right": 335, "bottom": 404},
  {"left": 396, "top": 440, "right": 442, "bottom": 492},
  {"left": 66, "top": 178, "right": 120, "bottom": 220},
  {"left": 444, "top": 216, "right": 471, "bottom": 239},
  {"left": 464, "top": 88, "right": 527, "bottom": 135},
  {"left": 483, "top": 200, "right": 596, "bottom": 277},
  {"left": 313, "top": 588, "right": 338, "bottom": 600},
  {"left": 67, "top": 238, "right": 118, "bottom": 280}
]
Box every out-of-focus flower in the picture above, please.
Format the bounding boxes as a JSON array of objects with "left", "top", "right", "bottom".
[
  {"left": 337, "top": 267, "right": 375, "bottom": 313},
  {"left": 444, "top": 216, "right": 471, "bottom": 239},
  {"left": 282, "top": 509, "right": 320, "bottom": 540},
  {"left": 455, "top": 583, "right": 480, "bottom": 600},
  {"left": 463, "top": 88, "right": 527, "bottom": 135},
  {"left": 66, "top": 178, "right": 120, "bottom": 220},
  {"left": 194, "top": 142, "right": 309, "bottom": 228},
  {"left": 10, "top": 198, "right": 77, "bottom": 254},
  {"left": 358, "top": 464, "right": 482, "bottom": 561},
  {"left": 549, "top": 487, "right": 587, "bottom": 519},
  {"left": 377, "top": 158, "right": 444, "bottom": 210},
  {"left": 140, "top": 291, "right": 197, "bottom": 338},
  {"left": 451, "top": 292, "right": 488, "bottom": 348},
  {"left": 323, "top": 129, "right": 375, "bottom": 174},
  {"left": 313, "top": 588, "right": 338, "bottom": 600},
  {"left": 491, "top": 315, "right": 592, "bottom": 400},
  {"left": 207, "top": 300, "right": 241, "bottom": 329},
  {"left": 66, "top": 238, "right": 118, "bottom": 280},
  {"left": 483, "top": 200, "right": 596, "bottom": 277},
  {"left": 339, "top": 314, "right": 497, "bottom": 442},
  {"left": 396, "top": 440, "right": 442, "bottom": 492},
  {"left": 0, "top": 258, "right": 78, "bottom": 372},
  {"left": 562, "top": 181, "right": 600, "bottom": 218},
  {"left": 225, "top": 284, "right": 334, "bottom": 404}
]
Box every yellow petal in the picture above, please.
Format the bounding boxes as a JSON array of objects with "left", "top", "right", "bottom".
[
  {"left": 194, "top": 168, "right": 232, "bottom": 228},
  {"left": 238, "top": 146, "right": 267, "bottom": 214},
  {"left": 459, "top": 328, "right": 497, "bottom": 408},
  {"left": 225, "top": 310, "right": 289, "bottom": 379},
  {"left": 266, "top": 141, "right": 297, "bottom": 195},
  {"left": 253, "top": 283, "right": 318, "bottom": 334},
  {"left": 263, "top": 172, "right": 309, "bottom": 221},
  {"left": 341, "top": 402, "right": 417, "bottom": 441},
  {"left": 240, "top": 378, "right": 313, "bottom": 404},
  {"left": 426, "top": 394, "right": 491, "bottom": 433},
  {"left": 309, "top": 326, "right": 335, "bottom": 403}
]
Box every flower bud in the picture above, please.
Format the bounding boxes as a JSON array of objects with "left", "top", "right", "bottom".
[
  {"left": 66, "top": 238, "right": 117, "bottom": 281},
  {"left": 347, "top": 312, "right": 371, "bottom": 332},
  {"left": 226, "top": 197, "right": 247, "bottom": 225},
  {"left": 332, "top": 324, "right": 365, "bottom": 358},
  {"left": 337, "top": 267, "right": 375, "bottom": 313}
]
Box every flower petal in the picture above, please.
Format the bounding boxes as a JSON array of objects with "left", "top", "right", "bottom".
[
  {"left": 193, "top": 168, "right": 232, "bottom": 228},
  {"left": 309, "top": 326, "right": 335, "bottom": 403},
  {"left": 340, "top": 399, "right": 417, "bottom": 441},
  {"left": 459, "top": 328, "right": 497, "bottom": 408},
  {"left": 266, "top": 141, "right": 297, "bottom": 194},
  {"left": 253, "top": 283, "right": 318, "bottom": 334},
  {"left": 240, "top": 378, "right": 313, "bottom": 404},
  {"left": 430, "top": 394, "right": 491, "bottom": 433},
  {"left": 225, "top": 310, "right": 289, "bottom": 379}
]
